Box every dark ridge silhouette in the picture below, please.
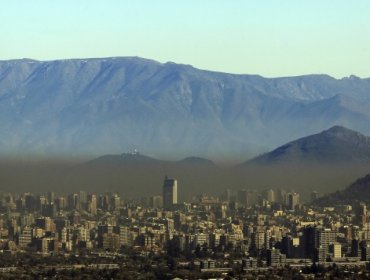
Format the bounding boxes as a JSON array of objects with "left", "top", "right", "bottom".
[
  {"left": 315, "top": 173, "right": 370, "bottom": 205},
  {"left": 87, "top": 152, "right": 167, "bottom": 166},
  {"left": 176, "top": 156, "right": 215, "bottom": 166},
  {"left": 245, "top": 126, "right": 370, "bottom": 165}
]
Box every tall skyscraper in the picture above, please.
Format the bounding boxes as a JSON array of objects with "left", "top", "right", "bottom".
[
  {"left": 355, "top": 202, "right": 367, "bottom": 225},
  {"left": 88, "top": 194, "right": 97, "bottom": 215},
  {"left": 68, "top": 193, "right": 80, "bottom": 211},
  {"left": 268, "top": 189, "right": 275, "bottom": 203},
  {"left": 47, "top": 192, "right": 55, "bottom": 204},
  {"left": 163, "top": 176, "right": 177, "bottom": 210},
  {"left": 287, "top": 193, "right": 300, "bottom": 211}
]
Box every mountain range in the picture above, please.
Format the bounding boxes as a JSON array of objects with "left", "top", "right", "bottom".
[
  {"left": 1, "top": 57, "right": 370, "bottom": 159},
  {"left": 89, "top": 126, "right": 370, "bottom": 166}
]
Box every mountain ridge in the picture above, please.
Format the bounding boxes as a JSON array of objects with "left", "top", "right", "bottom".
[
  {"left": 1, "top": 57, "right": 370, "bottom": 159},
  {"left": 90, "top": 124, "right": 370, "bottom": 167},
  {"left": 87, "top": 153, "right": 216, "bottom": 167},
  {"left": 4, "top": 57, "right": 368, "bottom": 80},
  {"left": 245, "top": 126, "right": 370, "bottom": 165},
  {"left": 315, "top": 173, "right": 370, "bottom": 205}
]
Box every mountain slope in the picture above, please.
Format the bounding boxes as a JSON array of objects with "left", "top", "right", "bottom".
[
  {"left": 246, "top": 126, "right": 370, "bottom": 165},
  {"left": 88, "top": 153, "right": 215, "bottom": 167},
  {"left": 315, "top": 173, "right": 370, "bottom": 205},
  {"left": 87, "top": 152, "right": 167, "bottom": 166},
  {"left": 176, "top": 156, "right": 216, "bottom": 166},
  {"left": 1, "top": 57, "right": 370, "bottom": 159}
]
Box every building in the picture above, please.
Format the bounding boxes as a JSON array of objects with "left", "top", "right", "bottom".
[
  {"left": 302, "top": 227, "right": 336, "bottom": 261},
  {"left": 119, "top": 226, "right": 133, "bottom": 246},
  {"left": 355, "top": 203, "right": 367, "bottom": 225},
  {"left": 194, "top": 233, "right": 209, "bottom": 247},
  {"left": 263, "top": 189, "right": 275, "bottom": 203},
  {"left": 88, "top": 194, "right": 97, "bottom": 215},
  {"left": 42, "top": 203, "right": 57, "bottom": 218},
  {"left": 57, "top": 196, "right": 67, "bottom": 210},
  {"left": 163, "top": 176, "right": 178, "bottom": 210},
  {"left": 200, "top": 259, "right": 216, "bottom": 269},
  {"left": 36, "top": 217, "right": 55, "bottom": 232},
  {"left": 242, "top": 257, "right": 258, "bottom": 269},
  {"left": 112, "top": 193, "right": 121, "bottom": 210},
  {"left": 301, "top": 227, "right": 319, "bottom": 259},
  {"left": 79, "top": 191, "right": 87, "bottom": 207},
  {"left": 102, "top": 233, "right": 120, "bottom": 251},
  {"left": 238, "top": 190, "right": 259, "bottom": 207},
  {"left": 68, "top": 193, "right": 80, "bottom": 211},
  {"left": 47, "top": 192, "right": 55, "bottom": 204},
  {"left": 351, "top": 239, "right": 362, "bottom": 257},
  {"left": 36, "top": 238, "right": 58, "bottom": 253},
  {"left": 252, "top": 229, "right": 266, "bottom": 250},
  {"left": 222, "top": 189, "right": 233, "bottom": 203},
  {"left": 281, "top": 235, "right": 302, "bottom": 258},
  {"left": 361, "top": 245, "right": 370, "bottom": 261},
  {"left": 315, "top": 246, "right": 327, "bottom": 263},
  {"left": 287, "top": 193, "right": 300, "bottom": 210},
  {"left": 18, "top": 226, "right": 33, "bottom": 248},
  {"left": 318, "top": 228, "right": 337, "bottom": 253},
  {"left": 150, "top": 195, "right": 163, "bottom": 209},
  {"left": 267, "top": 248, "right": 286, "bottom": 267},
  {"left": 329, "top": 243, "right": 342, "bottom": 259}
]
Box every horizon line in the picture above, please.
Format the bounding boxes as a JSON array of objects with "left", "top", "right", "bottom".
[{"left": 0, "top": 56, "right": 367, "bottom": 80}]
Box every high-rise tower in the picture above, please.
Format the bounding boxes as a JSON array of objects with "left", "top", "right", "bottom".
[{"left": 162, "top": 176, "right": 177, "bottom": 210}]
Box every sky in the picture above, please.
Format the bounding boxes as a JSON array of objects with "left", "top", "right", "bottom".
[{"left": 1, "top": 0, "right": 369, "bottom": 78}]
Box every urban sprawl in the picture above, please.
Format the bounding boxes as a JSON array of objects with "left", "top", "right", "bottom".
[{"left": 0, "top": 177, "right": 369, "bottom": 279}]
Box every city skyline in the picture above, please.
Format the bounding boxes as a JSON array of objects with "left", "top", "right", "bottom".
[
  {"left": 1, "top": 183, "right": 369, "bottom": 277},
  {"left": 1, "top": 1, "right": 370, "bottom": 278}
]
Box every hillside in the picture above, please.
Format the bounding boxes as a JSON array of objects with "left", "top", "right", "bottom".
[
  {"left": 315, "top": 173, "right": 370, "bottom": 205},
  {"left": 246, "top": 126, "right": 370, "bottom": 165},
  {"left": 1, "top": 57, "right": 370, "bottom": 159}
]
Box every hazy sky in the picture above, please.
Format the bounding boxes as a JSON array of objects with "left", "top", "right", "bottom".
[{"left": 1, "top": 0, "right": 369, "bottom": 78}]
